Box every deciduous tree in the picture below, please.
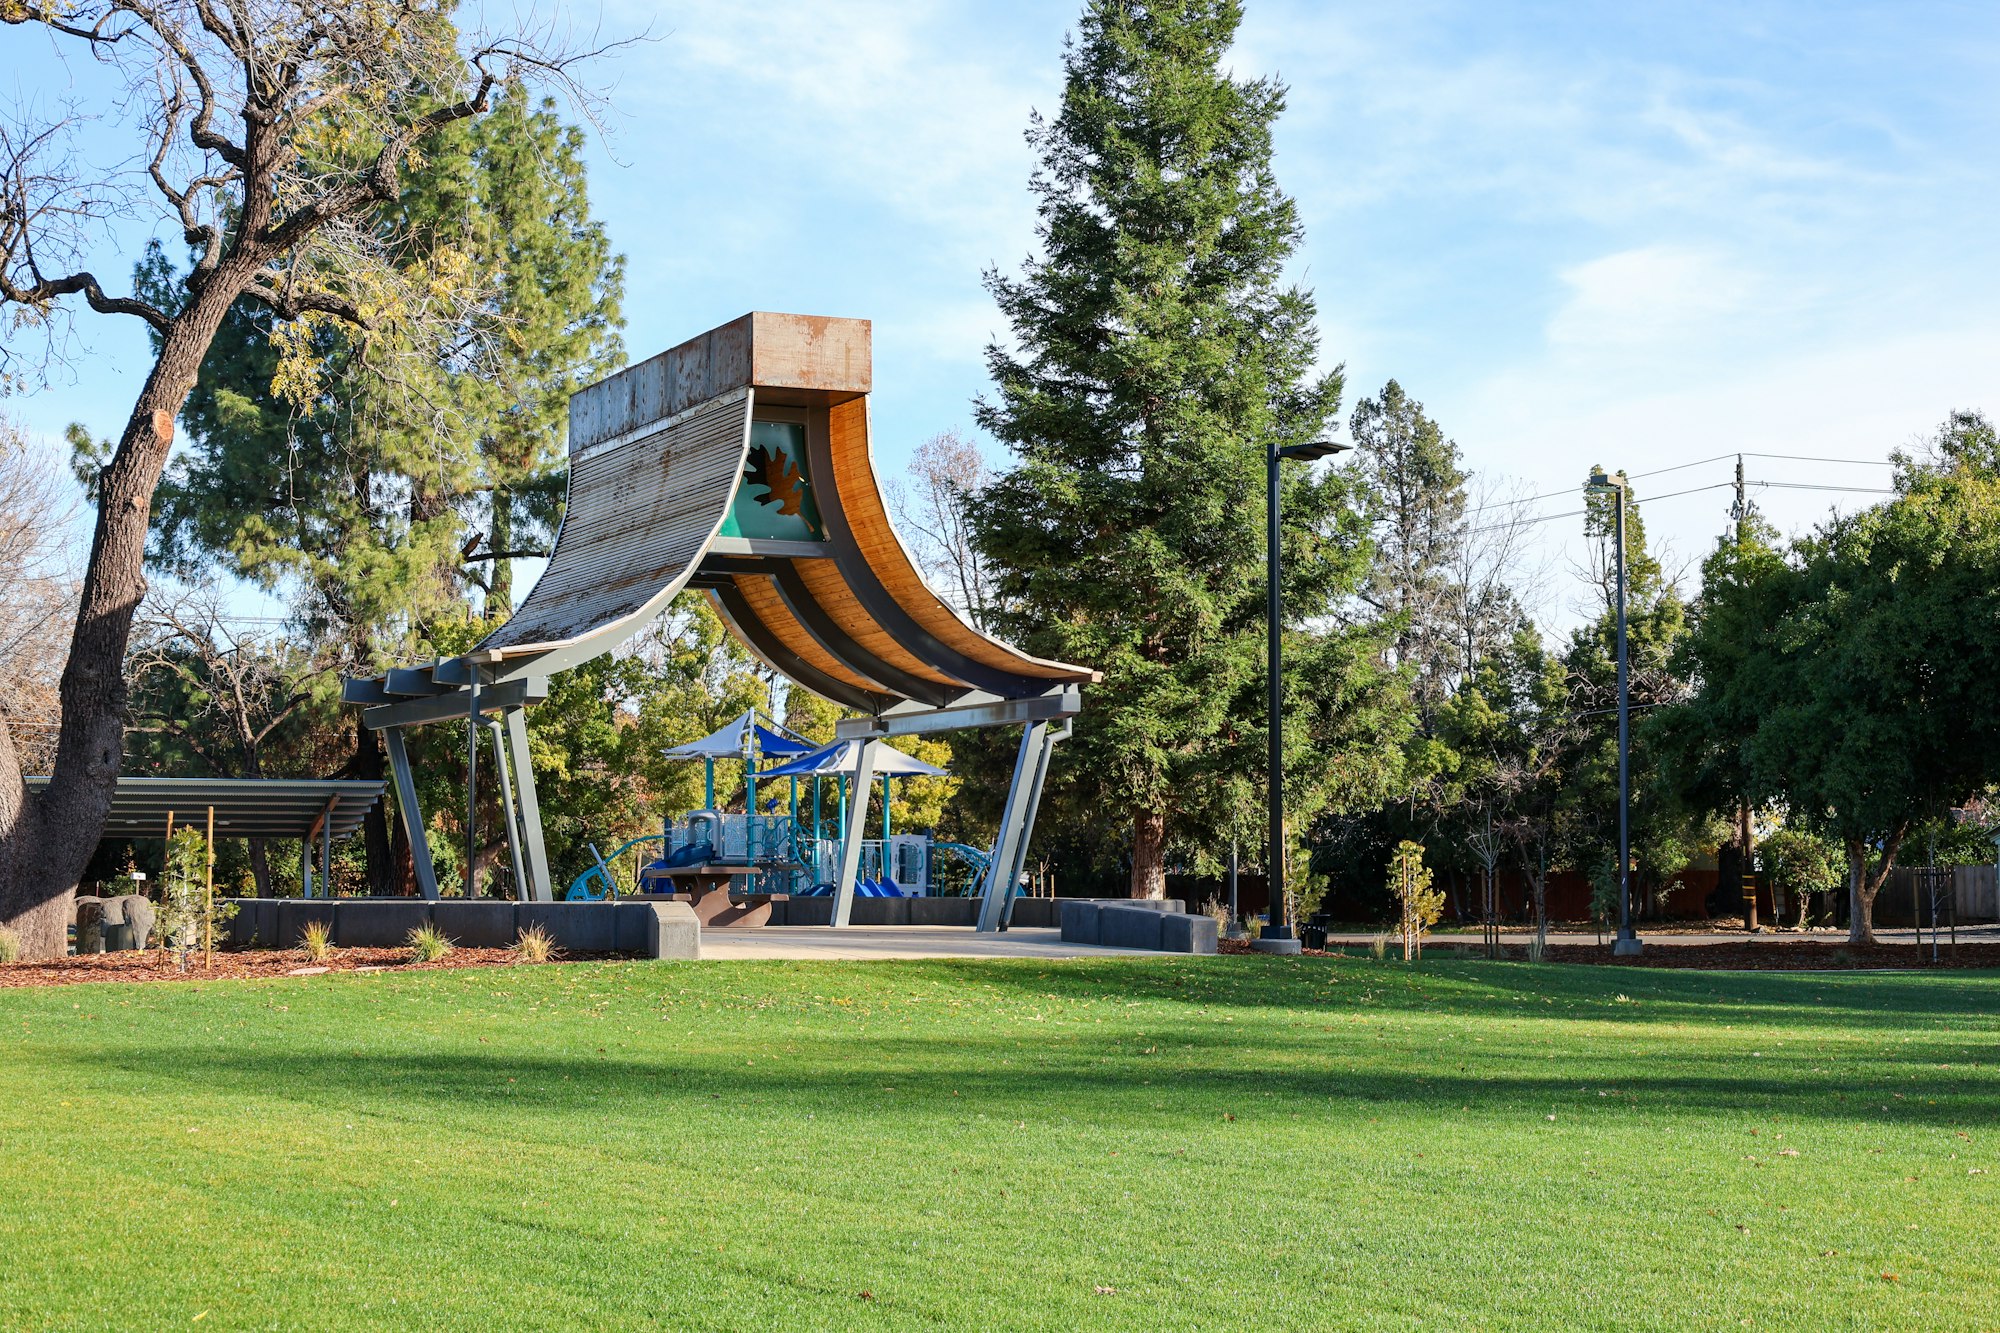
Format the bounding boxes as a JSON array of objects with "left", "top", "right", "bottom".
[{"left": 0, "top": 0, "right": 614, "bottom": 955}]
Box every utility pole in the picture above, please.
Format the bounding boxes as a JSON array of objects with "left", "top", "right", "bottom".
[
  {"left": 1588, "top": 467, "right": 1642, "bottom": 956},
  {"left": 1730, "top": 454, "right": 1758, "bottom": 932}
]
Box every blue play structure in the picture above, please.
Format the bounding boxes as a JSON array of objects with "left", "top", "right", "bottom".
[{"left": 564, "top": 710, "right": 992, "bottom": 902}]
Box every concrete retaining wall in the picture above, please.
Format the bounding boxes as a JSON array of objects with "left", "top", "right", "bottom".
[{"left": 223, "top": 898, "right": 698, "bottom": 960}]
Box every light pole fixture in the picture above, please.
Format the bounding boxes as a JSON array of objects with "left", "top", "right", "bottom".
[
  {"left": 1254, "top": 437, "right": 1352, "bottom": 955},
  {"left": 1586, "top": 466, "right": 1643, "bottom": 957}
]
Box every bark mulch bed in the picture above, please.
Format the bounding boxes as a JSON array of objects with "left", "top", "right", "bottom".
[
  {"left": 0, "top": 947, "right": 633, "bottom": 989},
  {"left": 1218, "top": 937, "right": 2000, "bottom": 969}
]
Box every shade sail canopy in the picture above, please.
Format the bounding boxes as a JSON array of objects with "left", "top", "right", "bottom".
[
  {"left": 757, "top": 740, "right": 948, "bottom": 780},
  {"left": 661, "top": 710, "right": 813, "bottom": 760},
  {"left": 27, "top": 777, "right": 384, "bottom": 841}
]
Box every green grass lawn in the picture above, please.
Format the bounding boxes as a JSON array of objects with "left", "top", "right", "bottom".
[{"left": 3, "top": 957, "right": 1996, "bottom": 1331}]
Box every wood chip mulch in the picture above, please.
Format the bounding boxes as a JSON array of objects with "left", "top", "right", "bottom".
[{"left": 0, "top": 947, "right": 632, "bottom": 989}]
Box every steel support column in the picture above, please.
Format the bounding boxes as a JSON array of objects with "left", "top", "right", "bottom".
[
  {"left": 488, "top": 720, "right": 530, "bottom": 903},
  {"left": 977, "top": 721, "right": 1049, "bottom": 933},
  {"left": 503, "top": 707, "right": 554, "bottom": 902},
  {"left": 383, "top": 726, "right": 440, "bottom": 901},
  {"left": 320, "top": 799, "right": 334, "bottom": 899},
  {"left": 996, "top": 722, "right": 1065, "bottom": 929},
  {"left": 830, "top": 738, "right": 883, "bottom": 928}
]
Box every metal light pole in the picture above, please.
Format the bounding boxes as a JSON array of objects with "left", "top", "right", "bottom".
[
  {"left": 1587, "top": 467, "right": 1642, "bottom": 957},
  {"left": 1254, "top": 437, "right": 1351, "bottom": 955}
]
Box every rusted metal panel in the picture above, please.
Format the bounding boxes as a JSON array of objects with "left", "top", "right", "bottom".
[
  {"left": 567, "top": 313, "right": 870, "bottom": 452},
  {"left": 479, "top": 389, "right": 752, "bottom": 654},
  {"left": 748, "top": 312, "right": 871, "bottom": 393}
]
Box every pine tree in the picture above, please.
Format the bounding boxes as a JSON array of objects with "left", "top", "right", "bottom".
[
  {"left": 1349, "top": 379, "right": 1468, "bottom": 719},
  {"left": 973, "top": 0, "right": 1404, "bottom": 897},
  {"left": 144, "top": 88, "right": 623, "bottom": 892}
]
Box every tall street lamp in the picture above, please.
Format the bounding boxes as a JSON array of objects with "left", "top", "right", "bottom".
[
  {"left": 1587, "top": 467, "right": 1643, "bottom": 957},
  {"left": 1254, "top": 437, "right": 1351, "bottom": 955}
]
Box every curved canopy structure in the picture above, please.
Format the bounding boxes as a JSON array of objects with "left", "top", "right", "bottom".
[{"left": 344, "top": 313, "right": 1092, "bottom": 925}]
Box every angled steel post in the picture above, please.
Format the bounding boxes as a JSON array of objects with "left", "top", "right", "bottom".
[
  {"left": 997, "top": 721, "right": 1066, "bottom": 929},
  {"left": 503, "top": 707, "right": 554, "bottom": 902},
  {"left": 320, "top": 799, "right": 333, "bottom": 899},
  {"left": 831, "top": 739, "right": 883, "bottom": 928},
  {"left": 383, "top": 725, "right": 440, "bottom": 901},
  {"left": 487, "top": 720, "right": 530, "bottom": 903},
  {"left": 977, "top": 720, "right": 1048, "bottom": 933}
]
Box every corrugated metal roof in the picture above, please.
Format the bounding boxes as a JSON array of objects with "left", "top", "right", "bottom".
[
  {"left": 26, "top": 777, "right": 385, "bottom": 840},
  {"left": 477, "top": 388, "right": 753, "bottom": 655}
]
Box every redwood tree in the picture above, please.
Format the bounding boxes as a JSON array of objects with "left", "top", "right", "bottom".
[
  {"left": 972, "top": 0, "right": 1402, "bottom": 898},
  {"left": 0, "top": 0, "right": 605, "bottom": 958}
]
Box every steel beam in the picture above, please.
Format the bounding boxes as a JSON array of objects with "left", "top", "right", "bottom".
[
  {"left": 360, "top": 676, "right": 548, "bottom": 730},
  {"left": 383, "top": 726, "right": 440, "bottom": 901},
  {"left": 830, "top": 738, "right": 883, "bottom": 928},
  {"left": 837, "top": 688, "right": 1081, "bottom": 741},
  {"left": 977, "top": 721, "right": 1049, "bottom": 933},
  {"left": 385, "top": 666, "right": 451, "bottom": 696},
  {"left": 504, "top": 708, "right": 554, "bottom": 902}
]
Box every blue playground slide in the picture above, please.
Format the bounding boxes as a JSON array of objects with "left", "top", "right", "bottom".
[
  {"left": 565, "top": 835, "right": 691, "bottom": 900},
  {"left": 796, "top": 877, "right": 904, "bottom": 898}
]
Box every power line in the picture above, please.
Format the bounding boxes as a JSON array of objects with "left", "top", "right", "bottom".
[{"left": 1459, "top": 448, "right": 1896, "bottom": 518}]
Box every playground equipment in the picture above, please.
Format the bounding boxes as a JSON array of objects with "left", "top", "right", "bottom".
[
  {"left": 566, "top": 733, "right": 986, "bottom": 901},
  {"left": 345, "top": 313, "right": 1094, "bottom": 929}
]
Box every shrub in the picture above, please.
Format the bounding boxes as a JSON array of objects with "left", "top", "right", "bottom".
[
  {"left": 156, "top": 827, "right": 236, "bottom": 964},
  {"left": 407, "top": 923, "right": 452, "bottom": 963},
  {"left": 297, "top": 920, "right": 334, "bottom": 962},
  {"left": 1200, "top": 895, "right": 1231, "bottom": 936},
  {"left": 0, "top": 925, "right": 19, "bottom": 964},
  {"left": 1388, "top": 841, "right": 1444, "bottom": 961},
  {"left": 511, "top": 925, "right": 558, "bottom": 964}
]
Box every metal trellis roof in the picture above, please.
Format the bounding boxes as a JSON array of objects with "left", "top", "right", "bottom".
[{"left": 26, "top": 777, "right": 385, "bottom": 841}]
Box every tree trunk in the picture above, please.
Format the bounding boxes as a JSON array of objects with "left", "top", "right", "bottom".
[
  {"left": 350, "top": 719, "right": 396, "bottom": 894},
  {"left": 1847, "top": 825, "right": 1908, "bottom": 946},
  {"left": 248, "top": 837, "right": 272, "bottom": 897},
  {"left": 1129, "top": 807, "right": 1166, "bottom": 899},
  {"left": 488, "top": 485, "right": 513, "bottom": 618},
  {"left": 0, "top": 291, "right": 239, "bottom": 959},
  {"left": 1740, "top": 803, "right": 1758, "bottom": 931}
]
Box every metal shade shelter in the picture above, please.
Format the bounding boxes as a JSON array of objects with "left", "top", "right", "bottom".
[
  {"left": 661, "top": 710, "right": 814, "bottom": 759},
  {"left": 757, "top": 740, "right": 948, "bottom": 780},
  {"left": 31, "top": 776, "right": 386, "bottom": 898},
  {"left": 343, "top": 313, "right": 1095, "bottom": 928}
]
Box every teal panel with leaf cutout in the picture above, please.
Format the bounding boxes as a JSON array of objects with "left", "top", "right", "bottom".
[{"left": 721, "top": 420, "right": 825, "bottom": 541}]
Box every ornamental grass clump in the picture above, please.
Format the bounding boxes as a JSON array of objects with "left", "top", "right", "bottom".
[
  {"left": 0, "top": 925, "right": 19, "bottom": 964},
  {"left": 408, "top": 923, "right": 452, "bottom": 964},
  {"left": 297, "top": 920, "right": 335, "bottom": 963},
  {"left": 511, "top": 925, "right": 558, "bottom": 964}
]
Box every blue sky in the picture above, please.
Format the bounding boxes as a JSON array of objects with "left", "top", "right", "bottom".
[{"left": 7, "top": 0, "right": 1998, "bottom": 631}]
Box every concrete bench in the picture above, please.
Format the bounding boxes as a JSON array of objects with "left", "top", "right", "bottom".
[{"left": 1060, "top": 900, "right": 1216, "bottom": 955}]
